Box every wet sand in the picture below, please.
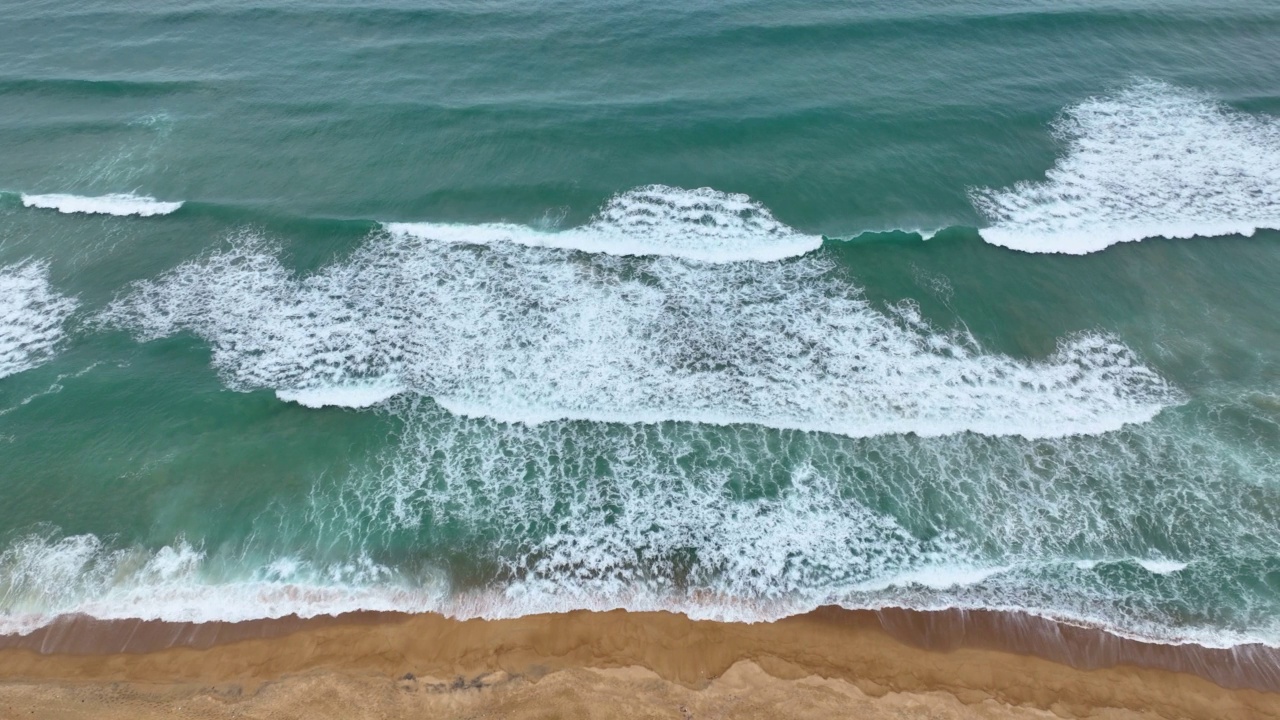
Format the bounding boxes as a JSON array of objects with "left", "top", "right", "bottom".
[{"left": 1, "top": 607, "right": 1278, "bottom": 719}]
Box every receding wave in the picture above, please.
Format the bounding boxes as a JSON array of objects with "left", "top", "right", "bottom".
[
  {"left": 3, "top": 401, "right": 1277, "bottom": 648},
  {"left": 0, "top": 261, "right": 78, "bottom": 380},
  {"left": 0, "top": 534, "right": 447, "bottom": 636},
  {"left": 99, "top": 222, "right": 1177, "bottom": 439},
  {"left": 20, "top": 192, "right": 183, "bottom": 217},
  {"left": 385, "top": 185, "right": 822, "bottom": 263},
  {"left": 971, "top": 80, "right": 1280, "bottom": 254}
]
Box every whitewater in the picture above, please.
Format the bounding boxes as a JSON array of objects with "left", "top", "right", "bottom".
[
  {"left": 18, "top": 192, "right": 183, "bottom": 217},
  {"left": 4, "top": 399, "right": 1277, "bottom": 649},
  {"left": 99, "top": 190, "right": 1178, "bottom": 440},
  {"left": 0, "top": 261, "right": 77, "bottom": 380},
  {"left": 385, "top": 184, "right": 822, "bottom": 263},
  {"left": 11, "top": 83, "right": 1280, "bottom": 260},
  {"left": 973, "top": 81, "right": 1280, "bottom": 254}
]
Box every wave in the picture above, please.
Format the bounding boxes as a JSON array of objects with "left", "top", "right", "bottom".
[
  {"left": 0, "top": 261, "right": 78, "bottom": 380},
  {"left": 3, "top": 393, "right": 1277, "bottom": 647},
  {"left": 0, "top": 534, "right": 1263, "bottom": 649},
  {"left": 385, "top": 185, "right": 822, "bottom": 263},
  {"left": 972, "top": 80, "right": 1280, "bottom": 254},
  {"left": 320, "top": 404, "right": 1277, "bottom": 647},
  {"left": 276, "top": 381, "right": 405, "bottom": 409},
  {"left": 0, "top": 534, "right": 447, "bottom": 636},
  {"left": 99, "top": 224, "right": 1177, "bottom": 438},
  {"left": 20, "top": 192, "right": 183, "bottom": 217},
  {"left": 6, "top": 183, "right": 917, "bottom": 263}
]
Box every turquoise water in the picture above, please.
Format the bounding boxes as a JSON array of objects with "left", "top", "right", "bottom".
[{"left": 2, "top": 0, "right": 1280, "bottom": 646}]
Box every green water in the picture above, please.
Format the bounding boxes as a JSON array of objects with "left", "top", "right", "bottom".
[{"left": 1, "top": 0, "right": 1279, "bottom": 645}]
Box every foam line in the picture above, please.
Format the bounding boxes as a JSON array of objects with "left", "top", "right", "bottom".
[{"left": 0, "top": 529, "right": 1265, "bottom": 649}]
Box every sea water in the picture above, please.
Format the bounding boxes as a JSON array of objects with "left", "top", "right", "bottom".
[{"left": 1, "top": 0, "right": 1279, "bottom": 648}]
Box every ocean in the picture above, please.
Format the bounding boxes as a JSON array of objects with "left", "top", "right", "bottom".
[{"left": 1, "top": 0, "right": 1279, "bottom": 649}]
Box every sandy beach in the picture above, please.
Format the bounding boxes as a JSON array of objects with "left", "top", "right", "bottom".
[{"left": 2, "top": 607, "right": 1277, "bottom": 719}]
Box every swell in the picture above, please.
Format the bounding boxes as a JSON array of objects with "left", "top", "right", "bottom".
[
  {"left": 19, "top": 5, "right": 543, "bottom": 28},
  {"left": 707, "top": 7, "right": 1279, "bottom": 48},
  {"left": 0, "top": 77, "right": 205, "bottom": 98},
  {"left": 24, "top": 5, "right": 1276, "bottom": 42},
  {"left": 9, "top": 82, "right": 1278, "bottom": 255},
  {"left": 0, "top": 184, "right": 940, "bottom": 257}
]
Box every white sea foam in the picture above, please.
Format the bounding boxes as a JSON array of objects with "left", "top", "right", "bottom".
[
  {"left": 0, "top": 261, "right": 78, "bottom": 380},
  {"left": 0, "top": 363, "right": 100, "bottom": 416},
  {"left": 310, "top": 400, "right": 1279, "bottom": 647},
  {"left": 20, "top": 192, "right": 182, "bottom": 217},
  {"left": 0, "top": 527, "right": 1267, "bottom": 648},
  {"left": 2, "top": 401, "right": 1276, "bottom": 646},
  {"left": 276, "top": 380, "right": 404, "bottom": 409},
  {"left": 100, "top": 222, "right": 1178, "bottom": 440},
  {"left": 0, "top": 533, "right": 449, "bottom": 636},
  {"left": 1073, "top": 558, "right": 1190, "bottom": 574},
  {"left": 851, "top": 565, "right": 1013, "bottom": 592},
  {"left": 384, "top": 185, "right": 822, "bottom": 263},
  {"left": 972, "top": 80, "right": 1280, "bottom": 254},
  {"left": 1137, "top": 559, "right": 1189, "bottom": 575}
]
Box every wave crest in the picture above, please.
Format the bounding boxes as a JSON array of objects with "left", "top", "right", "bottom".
[
  {"left": 385, "top": 185, "right": 821, "bottom": 263},
  {"left": 21, "top": 192, "right": 182, "bottom": 217}
]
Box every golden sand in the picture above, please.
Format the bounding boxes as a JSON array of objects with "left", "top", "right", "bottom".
[{"left": 1, "top": 608, "right": 1276, "bottom": 719}]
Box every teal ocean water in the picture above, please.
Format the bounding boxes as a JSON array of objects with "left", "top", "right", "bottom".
[{"left": 2, "top": 0, "right": 1280, "bottom": 647}]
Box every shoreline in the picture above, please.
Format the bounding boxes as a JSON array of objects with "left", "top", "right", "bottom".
[{"left": 1, "top": 607, "right": 1278, "bottom": 718}]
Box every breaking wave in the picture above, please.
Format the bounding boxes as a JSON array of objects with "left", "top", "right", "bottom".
[
  {"left": 99, "top": 224, "right": 1177, "bottom": 439},
  {"left": 20, "top": 192, "right": 183, "bottom": 217},
  {"left": 972, "top": 80, "right": 1280, "bottom": 254},
  {"left": 384, "top": 185, "right": 822, "bottom": 263}
]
